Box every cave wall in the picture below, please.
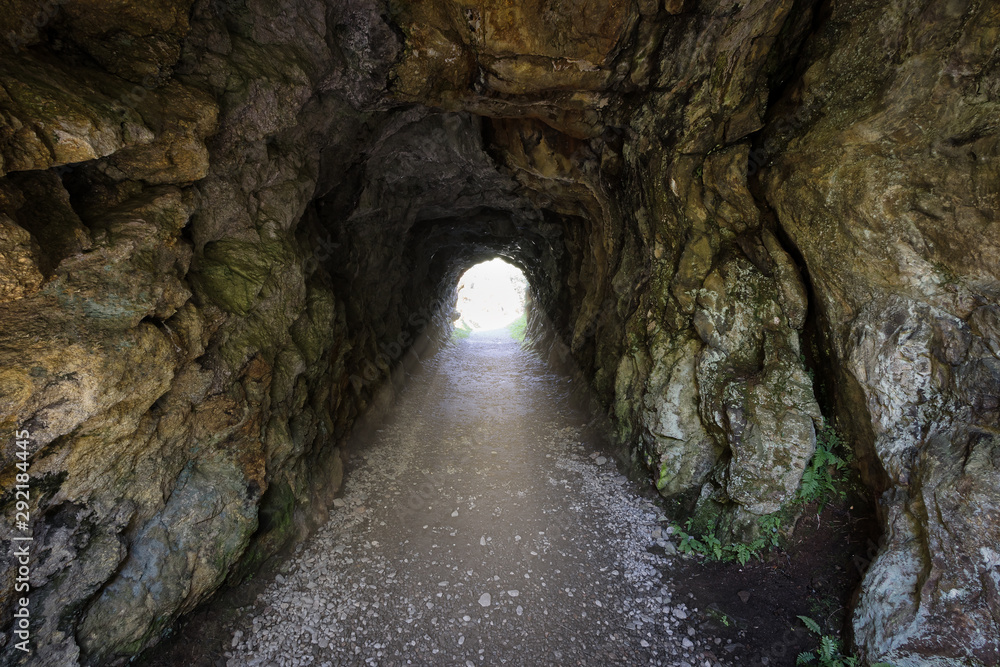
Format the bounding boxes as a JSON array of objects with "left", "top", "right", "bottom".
[
  {"left": 763, "top": 2, "right": 1000, "bottom": 662},
  {"left": 0, "top": 0, "right": 455, "bottom": 663},
  {"left": 0, "top": 0, "right": 997, "bottom": 665}
]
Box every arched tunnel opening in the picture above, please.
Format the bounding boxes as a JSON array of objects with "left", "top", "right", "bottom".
[
  {"left": 453, "top": 258, "right": 527, "bottom": 333},
  {"left": 0, "top": 1, "right": 998, "bottom": 666}
]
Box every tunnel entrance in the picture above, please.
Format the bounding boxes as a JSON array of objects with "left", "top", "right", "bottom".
[{"left": 454, "top": 258, "right": 528, "bottom": 332}]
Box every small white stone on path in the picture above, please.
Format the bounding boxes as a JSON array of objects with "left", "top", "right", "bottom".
[
  {"left": 516, "top": 606, "right": 523, "bottom": 616},
  {"left": 452, "top": 510, "right": 459, "bottom": 517},
  {"left": 458, "top": 635, "right": 465, "bottom": 646},
  {"left": 480, "top": 536, "right": 486, "bottom": 546},
  {"left": 595, "top": 456, "right": 607, "bottom": 465},
  {"left": 478, "top": 593, "right": 491, "bottom": 607},
  {"left": 507, "top": 590, "right": 519, "bottom": 597},
  {"left": 682, "top": 638, "right": 694, "bottom": 649}
]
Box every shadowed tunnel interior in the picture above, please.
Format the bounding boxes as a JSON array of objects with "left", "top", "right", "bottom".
[{"left": 0, "top": 0, "right": 998, "bottom": 665}]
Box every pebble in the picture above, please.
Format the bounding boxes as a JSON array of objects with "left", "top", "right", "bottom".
[{"left": 213, "top": 338, "right": 733, "bottom": 666}]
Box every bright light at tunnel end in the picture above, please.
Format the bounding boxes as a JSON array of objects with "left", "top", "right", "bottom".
[{"left": 455, "top": 259, "right": 527, "bottom": 331}]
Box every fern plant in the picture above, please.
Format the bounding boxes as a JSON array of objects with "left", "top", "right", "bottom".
[
  {"left": 670, "top": 514, "right": 778, "bottom": 565},
  {"left": 798, "top": 425, "right": 849, "bottom": 511},
  {"left": 676, "top": 529, "right": 706, "bottom": 556},
  {"left": 795, "top": 615, "right": 895, "bottom": 667},
  {"left": 730, "top": 542, "right": 753, "bottom": 565},
  {"left": 703, "top": 533, "right": 724, "bottom": 560},
  {"left": 759, "top": 514, "right": 782, "bottom": 548}
]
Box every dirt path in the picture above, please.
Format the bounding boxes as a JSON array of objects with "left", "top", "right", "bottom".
[{"left": 219, "top": 331, "right": 727, "bottom": 666}]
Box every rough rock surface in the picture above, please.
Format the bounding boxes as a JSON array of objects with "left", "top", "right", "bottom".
[
  {"left": 761, "top": 2, "right": 1000, "bottom": 663},
  {"left": 0, "top": 0, "right": 996, "bottom": 665}
]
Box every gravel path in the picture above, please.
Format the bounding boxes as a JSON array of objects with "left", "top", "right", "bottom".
[{"left": 223, "top": 331, "right": 728, "bottom": 666}]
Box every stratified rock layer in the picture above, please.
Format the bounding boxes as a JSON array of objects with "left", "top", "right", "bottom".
[{"left": 0, "top": 0, "right": 997, "bottom": 665}]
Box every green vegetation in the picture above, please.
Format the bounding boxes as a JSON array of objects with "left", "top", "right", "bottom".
[
  {"left": 672, "top": 513, "right": 782, "bottom": 565},
  {"left": 705, "top": 607, "right": 732, "bottom": 627},
  {"left": 507, "top": 312, "right": 527, "bottom": 342},
  {"left": 451, "top": 322, "right": 472, "bottom": 341},
  {"left": 670, "top": 424, "right": 854, "bottom": 565},
  {"left": 800, "top": 354, "right": 815, "bottom": 383},
  {"left": 665, "top": 429, "right": 876, "bottom": 667},
  {"left": 798, "top": 425, "right": 851, "bottom": 512},
  {"left": 795, "top": 615, "right": 895, "bottom": 667}
]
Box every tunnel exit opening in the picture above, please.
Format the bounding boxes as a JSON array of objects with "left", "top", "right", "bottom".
[{"left": 454, "top": 258, "right": 528, "bottom": 332}]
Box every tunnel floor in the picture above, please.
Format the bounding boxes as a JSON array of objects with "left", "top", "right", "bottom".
[
  {"left": 166, "top": 330, "right": 730, "bottom": 666},
  {"left": 141, "top": 330, "right": 876, "bottom": 667}
]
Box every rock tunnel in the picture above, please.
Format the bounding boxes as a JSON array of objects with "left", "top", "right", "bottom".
[{"left": 0, "top": 0, "right": 998, "bottom": 665}]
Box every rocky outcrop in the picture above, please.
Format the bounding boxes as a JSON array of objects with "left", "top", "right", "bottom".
[
  {"left": 0, "top": 0, "right": 997, "bottom": 665},
  {"left": 0, "top": 0, "right": 449, "bottom": 663},
  {"left": 762, "top": 1, "right": 1000, "bottom": 663}
]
